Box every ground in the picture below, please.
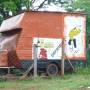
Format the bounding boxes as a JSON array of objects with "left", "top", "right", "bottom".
[{"left": 0, "top": 68, "right": 90, "bottom": 90}]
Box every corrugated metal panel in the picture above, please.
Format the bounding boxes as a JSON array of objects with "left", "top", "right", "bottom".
[
  {"left": 0, "top": 34, "right": 19, "bottom": 51},
  {"left": 21, "top": 12, "right": 63, "bottom": 38},
  {"left": 16, "top": 11, "right": 63, "bottom": 60},
  {"left": 0, "top": 51, "right": 8, "bottom": 66},
  {"left": 0, "top": 13, "right": 24, "bottom": 32}
]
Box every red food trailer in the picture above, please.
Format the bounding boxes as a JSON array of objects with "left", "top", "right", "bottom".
[{"left": 0, "top": 11, "right": 86, "bottom": 75}]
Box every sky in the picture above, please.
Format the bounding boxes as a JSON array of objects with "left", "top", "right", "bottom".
[{"left": 32, "top": 0, "right": 67, "bottom": 12}]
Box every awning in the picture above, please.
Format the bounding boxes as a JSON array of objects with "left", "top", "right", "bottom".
[{"left": 0, "top": 13, "right": 24, "bottom": 33}]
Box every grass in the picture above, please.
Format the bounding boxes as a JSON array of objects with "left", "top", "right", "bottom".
[{"left": 0, "top": 67, "right": 90, "bottom": 90}]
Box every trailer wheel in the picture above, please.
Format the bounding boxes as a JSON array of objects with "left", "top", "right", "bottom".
[{"left": 46, "top": 63, "right": 58, "bottom": 76}]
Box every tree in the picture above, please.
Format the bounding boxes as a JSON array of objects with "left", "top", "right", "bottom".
[
  {"left": 72, "top": 0, "right": 90, "bottom": 65},
  {"left": 0, "top": 0, "right": 21, "bottom": 24},
  {"left": 72, "top": 0, "right": 90, "bottom": 33},
  {"left": 0, "top": 0, "right": 75, "bottom": 24}
]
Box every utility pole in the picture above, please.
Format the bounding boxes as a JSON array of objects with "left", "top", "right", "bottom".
[
  {"left": 33, "top": 44, "right": 38, "bottom": 78},
  {"left": 61, "top": 38, "right": 65, "bottom": 77},
  {"left": 20, "top": 44, "right": 38, "bottom": 79}
]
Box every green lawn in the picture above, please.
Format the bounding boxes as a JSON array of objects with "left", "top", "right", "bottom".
[{"left": 0, "top": 68, "right": 90, "bottom": 90}]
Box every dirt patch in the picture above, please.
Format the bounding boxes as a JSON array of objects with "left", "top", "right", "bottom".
[
  {"left": 26, "top": 87, "right": 38, "bottom": 90},
  {"left": 0, "top": 89, "right": 16, "bottom": 90},
  {"left": 1, "top": 74, "right": 19, "bottom": 80},
  {"left": 0, "top": 88, "right": 38, "bottom": 90},
  {"left": 79, "top": 87, "right": 90, "bottom": 90},
  {"left": 73, "top": 87, "right": 90, "bottom": 90}
]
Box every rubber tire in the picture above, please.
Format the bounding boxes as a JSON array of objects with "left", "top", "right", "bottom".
[{"left": 46, "top": 63, "right": 58, "bottom": 76}]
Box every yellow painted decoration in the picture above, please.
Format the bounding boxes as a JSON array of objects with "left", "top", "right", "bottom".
[{"left": 69, "top": 27, "right": 81, "bottom": 39}]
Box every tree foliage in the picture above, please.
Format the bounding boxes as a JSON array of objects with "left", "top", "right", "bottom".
[
  {"left": 0, "top": 0, "right": 74, "bottom": 22},
  {"left": 72, "top": 0, "right": 90, "bottom": 34},
  {"left": 0, "top": 0, "right": 20, "bottom": 24},
  {"left": 72, "top": 0, "right": 90, "bottom": 65}
]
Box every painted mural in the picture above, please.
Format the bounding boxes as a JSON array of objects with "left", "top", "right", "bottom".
[
  {"left": 33, "top": 38, "right": 62, "bottom": 60},
  {"left": 64, "top": 16, "right": 86, "bottom": 59}
]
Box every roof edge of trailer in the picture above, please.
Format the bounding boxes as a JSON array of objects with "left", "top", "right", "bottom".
[
  {"left": 3, "top": 10, "right": 86, "bottom": 20},
  {"left": 24, "top": 10, "right": 86, "bottom": 15}
]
